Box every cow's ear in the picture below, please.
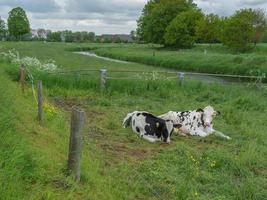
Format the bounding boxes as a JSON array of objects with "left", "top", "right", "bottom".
[
  {"left": 173, "top": 124, "right": 182, "bottom": 128},
  {"left": 196, "top": 108, "right": 204, "bottom": 113}
]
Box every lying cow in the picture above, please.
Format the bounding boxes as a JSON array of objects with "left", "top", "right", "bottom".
[
  {"left": 159, "top": 106, "right": 231, "bottom": 140},
  {"left": 123, "top": 111, "right": 181, "bottom": 143}
]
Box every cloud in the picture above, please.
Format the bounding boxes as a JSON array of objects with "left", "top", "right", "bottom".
[
  {"left": 238, "top": 0, "right": 267, "bottom": 6},
  {"left": 0, "top": 0, "right": 266, "bottom": 34},
  {"left": 0, "top": 0, "right": 60, "bottom": 13},
  {"left": 64, "top": 0, "right": 145, "bottom": 14},
  {"left": 195, "top": 0, "right": 267, "bottom": 16}
]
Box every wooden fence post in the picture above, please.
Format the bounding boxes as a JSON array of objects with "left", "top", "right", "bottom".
[
  {"left": 68, "top": 107, "right": 85, "bottom": 182},
  {"left": 19, "top": 65, "right": 26, "bottom": 93},
  {"left": 100, "top": 69, "right": 107, "bottom": 89},
  {"left": 37, "top": 80, "right": 43, "bottom": 123},
  {"left": 178, "top": 72, "right": 185, "bottom": 86}
]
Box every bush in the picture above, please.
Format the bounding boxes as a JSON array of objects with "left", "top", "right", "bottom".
[{"left": 164, "top": 10, "right": 203, "bottom": 48}]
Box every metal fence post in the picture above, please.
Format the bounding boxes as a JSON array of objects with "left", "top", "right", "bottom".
[
  {"left": 100, "top": 69, "right": 107, "bottom": 89},
  {"left": 37, "top": 80, "right": 43, "bottom": 123},
  {"left": 68, "top": 106, "right": 85, "bottom": 182},
  {"left": 178, "top": 72, "right": 185, "bottom": 86}
]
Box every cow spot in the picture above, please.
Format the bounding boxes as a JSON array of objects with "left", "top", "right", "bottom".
[
  {"left": 137, "top": 113, "right": 141, "bottom": 116},
  {"left": 136, "top": 127, "right": 140, "bottom": 133},
  {"left": 197, "top": 108, "right": 204, "bottom": 113}
]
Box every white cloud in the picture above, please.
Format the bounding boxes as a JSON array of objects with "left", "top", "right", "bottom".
[
  {"left": 0, "top": 0, "right": 266, "bottom": 34},
  {"left": 195, "top": 0, "right": 267, "bottom": 16}
]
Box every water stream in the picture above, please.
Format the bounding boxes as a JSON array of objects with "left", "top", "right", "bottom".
[{"left": 74, "top": 51, "right": 262, "bottom": 85}]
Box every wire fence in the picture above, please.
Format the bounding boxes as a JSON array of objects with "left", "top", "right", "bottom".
[
  {"left": 14, "top": 64, "right": 266, "bottom": 199},
  {"left": 46, "top": 68, "right": 266, "bottom": 83}
]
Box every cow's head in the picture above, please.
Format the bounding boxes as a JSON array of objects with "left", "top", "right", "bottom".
[
  {"left": 197, "top": 106, "right": 220, "bottom": 127},
  {"left": 164, "top": 121, "right": 182, "bottom": 143}
]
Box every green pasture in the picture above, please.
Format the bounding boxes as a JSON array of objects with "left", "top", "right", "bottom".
[{"left": 0, "top": 41, "right": 266, "bottom": 200}]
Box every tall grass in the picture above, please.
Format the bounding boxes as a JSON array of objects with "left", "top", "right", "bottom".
[
  {"left": 91, "top": 44, "right": 267, "bottom": 78},
  {"left": 0, "top": 43, "right": 266, "bottom": 199}
]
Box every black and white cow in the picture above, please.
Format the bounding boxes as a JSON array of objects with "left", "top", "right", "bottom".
[
  {"left": 123, "top": 111, "right": 181, "bottom": 143},
  {"left": 159, "top": 106, "right": 231, "bottom": 140}
]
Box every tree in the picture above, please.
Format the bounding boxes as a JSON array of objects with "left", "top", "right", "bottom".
[
  {"left": 221, "top": 9, "right": 255, "bottom": 52},
  {"left": 7, "top": 7, "right": 30, "bottom": 40},
  {"left": 251, "top": 9, "right": 267, "bottom": 46},
  {"left": 87, "top": 32, "right": 95, "bottom": 42},
  {"left": 221, "top": 9, "right": 266, "bottom": 52},
  {"left": 195, "top": 14, "right": 221, "bottom": 44},
  {"left": 73, "top": 32, "right": 82, "bottom": 42},
  {"left": 62, "top": 30, "right": 74, "bottom": 42},
  {"left": 80, "top": 31, "right": 95, "bottom": 42},
  {"left": 164, "top": 10, "right": 203, "bottom": 48},
  {"left": 262, "top": 31, "right": 267, "bottom": 43},
  {"left": 137, "top": 0, "right": 197, "bottom": 44},
  {"left": 0, "top": 17, "right": 7, "bottom": 40},
  {"left": 37, "top": 28, "right": 47, "bottom": 40},
  {"left": 47, "top": 31, "right": 62, "bottom": 42},
  {"left": 130, "top": 30, "right": 137, "bottom": 42}
]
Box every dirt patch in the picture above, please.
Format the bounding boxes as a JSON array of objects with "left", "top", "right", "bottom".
[
  {"left": 52, "top": 97, "right": 87, "bottom": 111},
  {"left": 52, "top": 179, "right": 70, "bottom": 190},
  {"left": 100, "top": 141, "right": 161, "bottom": 163},
  {"left": 48, "top": 96, "right": 162, "bottom": 164}
]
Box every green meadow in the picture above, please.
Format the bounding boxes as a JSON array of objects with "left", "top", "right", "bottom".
[
  {"left": 0, "top": 41, "right": 266, "bottom": 200},
  {"left": 91, "top": 43, "right": 267, "bottom": 77}
]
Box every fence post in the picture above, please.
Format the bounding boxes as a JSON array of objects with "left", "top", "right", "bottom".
[
  {"left": 100, "top": 69, "right": 107, "bottom": 89},
  {"left": 257, "top": 76, "right": 263, "bottom": 89},
  {"left": 178, "top": 72, "right": 185, "bottom": 86},
  {"left": 19, "top": 65, "right": 26, "bottom": 93},
  {"left": 37, "top": 80, "right": 43, "bottom": 123},
  {"left": 68, "top": 107, "right": 85, "bottom": 182}
]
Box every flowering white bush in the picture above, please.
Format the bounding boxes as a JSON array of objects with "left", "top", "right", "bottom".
[{"left": 0, "top": 49, "right": 57, "bottom": 71}]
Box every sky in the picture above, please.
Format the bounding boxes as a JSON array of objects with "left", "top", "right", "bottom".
[{"left": 0, "top": 0, "right": 266, "bottom": 34}]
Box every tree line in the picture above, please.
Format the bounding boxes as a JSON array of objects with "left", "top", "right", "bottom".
[
  {"left": 0, "top": 7, "right": 97, "bottom": 42},
  {"left": 137, "top": 0, "right": 267, "bottom": 51},
  {"left": 0, "top": 7, "right": 135, "bottom": 43}
]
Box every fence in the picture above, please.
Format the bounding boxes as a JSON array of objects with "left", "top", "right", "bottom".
[
  {"left": 17, "top": 64, "right": 266, "bottom": 197},
  {"left": 47, "top": 67, "right": 266, "bottom": 89}
]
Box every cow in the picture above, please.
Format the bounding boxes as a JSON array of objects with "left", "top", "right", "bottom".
[
  {"left": 159, "top": 106, "right": 231, "bottom": 140},
  {"left": 123, "top": 111, "right": 182, "bottom": 143}
]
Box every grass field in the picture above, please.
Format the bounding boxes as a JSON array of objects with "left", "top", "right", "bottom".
[
  {"left": 0, "top": 41, "right": 267, "bottom": 200},
  {"left": 89, "top": 43, "right": 267, "bottom": 77}
]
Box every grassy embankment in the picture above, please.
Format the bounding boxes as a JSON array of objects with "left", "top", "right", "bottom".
[
  {"left": 90, "top": 43, "right": 267, "bottom": 77},
  {"left": 0, "top": 41, "right": 266, "bottom": 199}
]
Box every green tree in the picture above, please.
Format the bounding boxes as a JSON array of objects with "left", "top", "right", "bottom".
[
  {"left": 137, "top": 0, "right": 197, "bottom": 44},
  {"left": 62, "top": 30, "right": 74, "bottom": 42},
  {"left": 73, "top": 32, "right": 82, "bottom": 42},
  {"left": 164, "top": 10, "right": 203, "bottom": 48},
  {"left": 87, "top": 32, "right": 95, "bottom": 42},
  {"left": 47, "top": 31, "right": 62, "bottom": 42},
  {"left": 195, "top": 14, "right": 220, "bottom": 44},
  {"left": 7, "top": 7, "right": 30, "bottom": 40},
  {"left": 251, "top": 9, "right": 267, "bottom": 46},
  {"left": 221, "top": 9, "right": 255, "bottom": 52},
  {"left": 262, "top": 31, "right": 267, "bottom": 42},
  {"left": 0, "top": 17, "right": 7, "bottom": 40},
  {"left": 130, "top": 30, "right": 137, "bottom": 42},
  {"left": 79, "top": 31, "right": 95, "bottom": 42}
]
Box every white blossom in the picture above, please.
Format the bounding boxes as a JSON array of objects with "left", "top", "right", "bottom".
[{"left": 0, "top": 49, "right": 58, "bottom": 71}]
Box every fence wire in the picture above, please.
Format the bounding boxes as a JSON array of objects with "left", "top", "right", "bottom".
[{"left": 11, "top": 65, "right": 266, "bottom": 199}]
